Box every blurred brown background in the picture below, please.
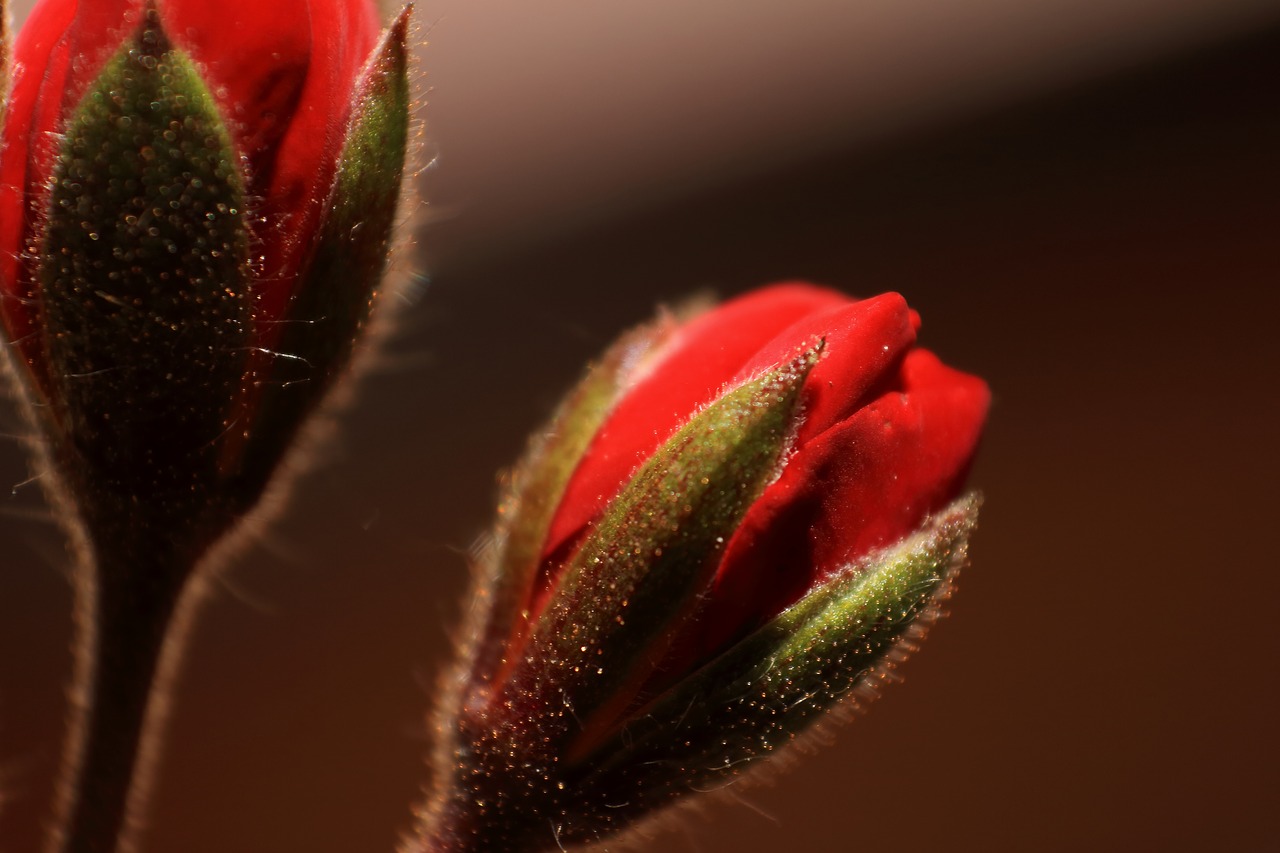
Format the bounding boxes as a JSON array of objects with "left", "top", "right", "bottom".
[{"left": 2, "top": 0, "right": 1279, "bottom": 850}]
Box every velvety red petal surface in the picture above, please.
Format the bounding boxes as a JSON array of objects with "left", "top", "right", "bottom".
[
  {"left": 694, "top": 346, "right": 990, "bottom": 664},
  {"left": 730, "top": 292, "right": 920, "bottom": 442},
  {"left": 240, "top": 0, "right": 381, "bottom": 339},
  {"left": 0, "top": 0, "right": 139, "bottom": 352},
  {"left": 541, "top": 282, "right": 849, "bottom": 561}
]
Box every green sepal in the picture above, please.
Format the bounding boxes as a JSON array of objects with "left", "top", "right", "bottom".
[
  {"left": 464, "top": 315, "right": 677, "bottom": 697},
  {"left": 230, "top": 8, "right": 412, "bottom": 505},
  {"left": 556, "top": 494, "right": 980, "bottom": 841},
  {"left": 422, "top": 344, "right": 822, "bottom": 852},
  {"left": 499, "top": 343, "right": 823, "bottom": 756},
  {"left": 39, "top": 9, "right": 251, "bottom": 531}
]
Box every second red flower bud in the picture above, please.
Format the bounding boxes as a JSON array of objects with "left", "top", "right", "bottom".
[
  {"left": 420, "top": 284, "right": 989, "bottom": 851},
  {"left": 0, "top": 0, "right": 412, "bottom": 542}
]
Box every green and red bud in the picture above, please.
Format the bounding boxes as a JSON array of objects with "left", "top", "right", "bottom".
[
  {"left": 420, "top": 284, "right": 989, "bottom": 851},
  {"left": 0, "top": 7, "right": 413, "bottom": 848},
  {"left": 0, "top": 0, "right": 411, "bottom": 537}
]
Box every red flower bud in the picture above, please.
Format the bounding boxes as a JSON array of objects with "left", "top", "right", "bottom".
[
  {"left": 422, "top": 284, "right": 989, "bottom": 851},
  {"left": 0, "top": 0, "right": 412, "bottom": 526},
  {"left": 1, "top": 0, "right": 378, "bottom": 363},
  {"left": 0, "top": 5, "right": 412, "bottom": 849},
  {"left": 547, "top": 284, "right": 988, "bottom": 668},
  {"left": 166, "top": 0, "right": 382, "bottom": 338}
]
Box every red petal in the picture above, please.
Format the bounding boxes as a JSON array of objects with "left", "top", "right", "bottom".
[
  {"left": 162, "top": 0, "right": 313, "bottom": 191},
  {"left": 691, "top": 347, "right": 990, "bottom": 665},
  {"left": 0, "top": 0, "right": 140, "bottom": 368},
  {"left": 246, "top": 0, "right": 381, "bottom": 336},
  {"left": 541, "top": 282, "right": 849, "bottom": 559},
  {"left": 731, "top": 292, "right": 919, "bottom": 443}
]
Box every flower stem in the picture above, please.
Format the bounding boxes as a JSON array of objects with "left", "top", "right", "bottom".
[{"left": 49, "top": 530, "right": 206, "bottom": 853}]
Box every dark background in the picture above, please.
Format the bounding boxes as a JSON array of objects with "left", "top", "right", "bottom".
[{"left": 2, "top": 2, "right": 1278, "bottom": 851}]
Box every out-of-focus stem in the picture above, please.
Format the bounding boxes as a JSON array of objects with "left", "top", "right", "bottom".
[{"left": 48, "top": 527, "right": 208, "bottom": 853}]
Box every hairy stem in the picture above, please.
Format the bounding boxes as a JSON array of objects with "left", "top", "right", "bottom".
[{"left": 48, "top": 525, "right": 210, "bottom": 853}]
